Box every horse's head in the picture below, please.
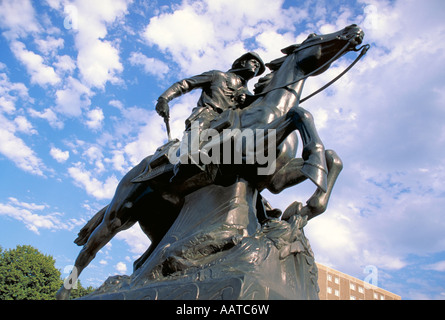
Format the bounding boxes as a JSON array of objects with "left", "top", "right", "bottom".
[
  {"left": 285, "top": 24, "right": 364, "bottom": 76},
  {"left": 253, "top": 25, "right": 365, "bottom": 95}
]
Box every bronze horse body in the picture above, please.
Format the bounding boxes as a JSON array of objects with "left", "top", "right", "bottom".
[{"left": 57, "top": 25, "right": 364, "bottom": 299}]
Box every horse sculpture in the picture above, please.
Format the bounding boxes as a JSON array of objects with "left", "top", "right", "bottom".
[{"left": 57, "top": 24, "right": 365, "bottom": 300}]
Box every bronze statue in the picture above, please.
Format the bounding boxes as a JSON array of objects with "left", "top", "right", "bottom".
[
  {"left": 155, "top": 51, "right": 265, "bottom": 182},
  {"left": 57, "top": 25, "right": 367, "bottom": 300}
]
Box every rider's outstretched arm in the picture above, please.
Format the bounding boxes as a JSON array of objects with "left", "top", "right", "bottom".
[{"left": 155, "top": 71, "right": 215, "bottom": 119}]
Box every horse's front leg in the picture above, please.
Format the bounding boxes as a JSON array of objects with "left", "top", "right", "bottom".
[
  {"left": 286, "top": 106, "right": 328, "bottom": 192},
  {"left": 282, "top": 149, "right": 343, "bottom": 221},
  {"left": 267, "top": 157, "right": 307, "bottom": 194},
  {"left": 258, "top": 107, "right": 328, "bottom": 191}
]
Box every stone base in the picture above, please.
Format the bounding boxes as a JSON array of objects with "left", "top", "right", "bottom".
[
  {"left": 80, "top": 178, "right": 320, "bottom": 300},
  {"left": 80, "top": 271, "right": 317, "bottom": 300}
]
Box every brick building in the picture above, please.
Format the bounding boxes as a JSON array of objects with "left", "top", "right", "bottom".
[{"left": 317, "top": 263, "right": 401, "bottom": 300}]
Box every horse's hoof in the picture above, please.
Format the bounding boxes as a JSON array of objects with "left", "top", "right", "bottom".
[
  {"left": 282, "top": 201, "right": 303, "bottom": 220},
  {"left": 56, "top": 286, "right": 71, "bottom": 300}
]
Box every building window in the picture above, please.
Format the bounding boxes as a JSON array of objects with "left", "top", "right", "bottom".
[
  {"left": 350, "top": 283, "right": 356, "bottom": 290},
  {"left": 327, "top": 274, "right": 332, "bottom": 281},
  {"left": 380, "top": 295, "right": 385, "bottom": 300},
  {"left": 334, "top": 290, "right": 339, "bottom": 297},
  {"left": 374, "top": 292, "right": 378, "bottom": 299},
  {"left": 327, "top": 287, "right": 332, "bottom": 294},
  {"left": 350, "top": 295, "right": 356, "bottom": 300},
  {"left": 334, "top": 277, "right": 339, "bottom": 284},
  {"left": 358, "top": 286, "right": 364, "bottom": 293}
]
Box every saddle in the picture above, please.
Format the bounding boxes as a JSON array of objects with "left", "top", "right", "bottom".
[{"left": 131, "top": 139, "right": 179, "bottom": 183}]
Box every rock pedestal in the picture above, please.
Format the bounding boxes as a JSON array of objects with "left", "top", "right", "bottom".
[{"left": 80, "top": 178, "right": 319, "bottom": 300}]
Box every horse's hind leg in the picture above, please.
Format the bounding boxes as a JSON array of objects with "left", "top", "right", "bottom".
[{"left": 282, "top": 149, "right": 343, "bottom": 221}]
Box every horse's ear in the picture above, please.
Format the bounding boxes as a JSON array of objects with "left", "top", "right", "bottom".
[{"left": 281, "top": 44, "right": 300, "bottom": 55}]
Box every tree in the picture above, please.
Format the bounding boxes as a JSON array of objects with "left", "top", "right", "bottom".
[
  {"left": 69, "top": 281, "right": 96, "bottom": 300},
  {"left": 0, "top": 245, "right": 94, "bottom": 300}
]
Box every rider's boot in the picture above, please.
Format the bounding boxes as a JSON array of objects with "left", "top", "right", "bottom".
[{"left": 300, "top": 141, "right": 328, "bottom": 192}]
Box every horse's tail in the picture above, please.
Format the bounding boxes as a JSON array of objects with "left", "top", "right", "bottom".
[{"left": 74, "top": 205, "right": 108, "bottom": 246}]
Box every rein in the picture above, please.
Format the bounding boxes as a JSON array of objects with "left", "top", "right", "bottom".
[
  {"left": 256, "top": 39, "right": 370, "bottom": 103},
  {"left": 300, "top": 43, "right": 370, "bottom": 103}
]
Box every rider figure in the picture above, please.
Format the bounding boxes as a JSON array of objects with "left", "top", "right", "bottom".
[
  {"left": 156, "top": 52, "right": 265, "bottom": 131},
  {"left": 155, "top": 52, "right": 266, "bottom": 180}
]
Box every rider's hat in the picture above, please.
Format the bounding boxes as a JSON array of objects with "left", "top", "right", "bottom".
[{"left": 231, "top": 52, "right": 266, "bottom": 76}]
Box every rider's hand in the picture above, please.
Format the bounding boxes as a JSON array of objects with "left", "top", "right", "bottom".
[{"left": 156, "top": 97, "right": 170, "bottom": 119}]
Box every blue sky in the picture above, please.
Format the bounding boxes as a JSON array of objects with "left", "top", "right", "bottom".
[{"left": 1, "top": 0, "right": 445, "bottom": 300}]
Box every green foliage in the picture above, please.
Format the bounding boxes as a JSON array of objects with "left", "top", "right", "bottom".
[
  {"left": 69, "top": 282, "right": 96, "bottom": 300},
  {"left": 0, "top": 245, "right": 61, "bottom": 300},
  {"left": 0, "top": 245, "right": 95, "bottom": 300}
]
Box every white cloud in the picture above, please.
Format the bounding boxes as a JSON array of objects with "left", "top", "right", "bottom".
[
  {"left": 424, "top": 261, "right": 445, "bottom": 272},
  {"left": 70, "top": 0, "right": 132, "bottom": 89},
  {"left": 0, "top": 72, "right": 30, "bottom": 114},
  {"left": 128, "top": 52, "right": 169, "bottom": 77},
  {"left": 80, "top": 144, "right": 106, "bottom": 174},
  {"left": 0, "top": 197, "right": 84, "bottom": 235},
  {"left": 8, "top": 197, "right": 47, "bottom": 211},
  {"left": 14, "top": 116, "right": 36, "bottom": 135},
  {"left": 76, "top": 39, "right": 123, "bottom": 89},
  {"left": 10, "top": 40, "right": 61, "bottom": 86},
  {"left": 142, "top": 0, "right": 307, "bottom": 75},
  {"left": 50, "top": 146, "right": 70, "bottom": 163},
  {"left": 29, "top": 108, "right": 64, "bottom": 129},
  {"left": 0, "top": 0, "right": 40, "bottom": 40},
  {"left": 104, "top": 149, "right": 127, "bottom": 174},
  {"left": 108, "top": 99, "right": 124, "bottom": 110},
  {"left": 115, "top": 223, "right": 151, "bottom": 255},
  {"left": 85, "top": 107, "right": 104, "bottom": 130},
  {"left": 34, "top": 36, "right": 64, "bottom": 56},
  {"left": 143, "top": 5, "right": 215, "bottom": 56},
  {"left": 45, "top": 0, "right": 63, "bottom": 10},
  {"left": 115, "top": 261, "right": 127, "bottom": 274},
  {"left": 55, "top": 77, "right": 91, "bottom": 117},
  {"left": 68, "top": 162, "right": 118, "bottom": 200},
  {"left": 0, "top": 96, "right": 16, "bottom": 114},
  {"left": 123, "top": 114, "right": 166, "bottom": 165},
  {"left": 0, "top": 114, "right": 46, "bottom": 176},
  {"left": 83, "top": 146, "right": 103, "bottom": 162},
  {"left": 53, "top": 55, "right": 76, "bottom": 74},
  {"left": 0, "top": 70, "right": 45, "bottom": 175}
]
